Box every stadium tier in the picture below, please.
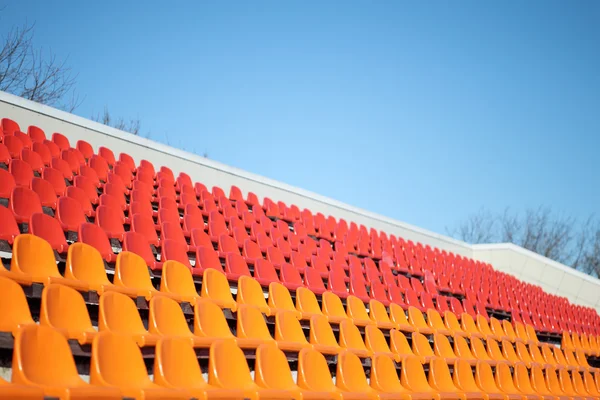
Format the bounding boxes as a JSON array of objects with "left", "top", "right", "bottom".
[{"left": 0, "top": 94, "right": 599, "bottom": 399}]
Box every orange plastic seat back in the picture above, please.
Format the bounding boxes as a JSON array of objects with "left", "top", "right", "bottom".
[
  {"left": 444, "top": 311, "right": 463, "bottom": 332},
  {"left": 160, "top": 260, "right": 199, "bottom": 299},
  {"left": 346, "top": 295, "right": 371, "bottom": 322},
  {"left": 236, "top": 304, "right": 273, "bottom": 341},
  {"left": 433, "top": 333, "right": 457, "bottom": 359},
  {"left": 495, "top": 363, "right": 520, "bottom": 394},
  {"left": 309, "top": 315, "right": 340, "bottom": 348},
  {"left": 90, "top": 332, "right": 153, "bottom": 388},
  {"left": 65, "top": 242, "right": 111, "bottom": 287},
  {"left": 408, "top": 306, "right": 429, "bottom": 330},
  {"left": 99, "top": 291, "right": 148, "bottom": 336},
  {"left": 321, "top": 291, "right": 348, "bottom": 321},
  {"left": 426, "top": 309, "right": 447, "bottom": 331},
  {"left": 297, "top": 348, "right": 337, "bottom": 392},
  {"left": 114, "top": 251, "right": 156, "bottom": 297},
  {"left": 544, "top": 367, "right": 566, "bottom": 396},
  {"left": 486, "top": 338, "right": 508, "bottom": 362},
  {"left": 489, "top": 317, "right": 505, "bottom": 337},
  {"left": 275, "top": 310, "right": 309, "bottom": 345},
  {"left": 255, "top": 342, "right": 299, "bottom": 392},
  {"left": 11, "top": 234, "right": 60, "bottom": 279},
  {"left": 557, "top": 368, "right": 578, "bottom": 396},
  {"left": 454, "top": 335, "right": 476, "bottom": 360},
  {"left": 475, "top": 361, "right": 503, "bottom": 394},
  {"left": 236, "top": 276, "right": 270, "bottom": 314},
  {"left": 267, "top": 282, "right": 297, "bottom": 314},
  {"left": 583, "top": 371, "right": 600, "bottom": 396},
  {"left": 201, "top": 268, "right": 237, "bottom": 309},
  {"left": 193, "top": 299, "right": 234, "bottom": 339},
  {"left": 336, "top": 351, "right": 373, "bottom": 393},
  {"left": 390, "top": 303, "right": 411, "bottom": 327},
  {"left": 562, "top": 332, "right": 574, "bottom": 349},
  {"left": 412, "top": 332, "right": 435, "bottom": 358},
  {"left": 501, "top": 320, "right": 518, "bottom": 341},
  {"left": 552, "top": 346, "right": 570, "bottom": 366},
  {"left": 369, "top": 299, "right": 392, "bottom": 324},
  {"left": 513, "top": 363, "right": 536, "bottom": 395},
  {"left": 530, "top": 365, "right": 553, "bottom": 396},
  {"left": 148, "top": 295, "right": 193, "bottom": 337},
  {"left": 371, "top": 353, "right": 407, "bottom": 392},
  {"left": 208, "top": 339, "right": 256, "bottom": 390},
  {"left": 0, "top": 276, "right": 34, "bottom": 334},
  {"left": 501, "top": 339, "right": 521, "bottom": 363},
  {"left": 390, "top": 329, "right": 415, "bottom": 358},
  {"left": 400, "top": 356, "right": 435, "bottom": 393},
  {"left": 429, "top": 358, "right": 459, "bottom": 392},
  {"left": 40, "top": 284, "right": 95, "bottom": 339},
  {"left": 476, "top": 315, "right": 494, "bottom": 336},
  {"left": 339, "top": 320, "right": 369, "bottom": 353},
  {"left": 453, "top": 359, "right": 480, "bottom": 392},
  {"left": 539, "top": 344, "right": 558, "bottom": 366},
  {"left": 364, "top": 324, "right": 393, "bottom": 354},
  {"left": 296, "top": 286, "right": 324, "bottom": 317},
  {"left": 461, "top": 313, "right": 482, "bottom": 335},
  {"left": 513, "top": 322, "right": 530, "bottom": 342},
  {"left": 470, "top": 337, "right": 493, "bottom": 362},
  {"left": 13, "top": 324, "right": 87, "bottom": 387}
]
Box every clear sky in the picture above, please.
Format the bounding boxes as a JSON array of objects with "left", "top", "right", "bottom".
[{"left": 2, "top": 1, "right": 599, "bottom": 237}]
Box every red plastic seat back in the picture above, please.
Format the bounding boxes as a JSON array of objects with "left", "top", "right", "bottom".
[
  {"left": 122, "top": 231, "right": 157, "bottom": 268},
  {"left": 130, "top": 213, "right": 159, "bottom": 247},
  {"left": 0, "top": 206, "right": 20, "bottom": 243},
  {"left": 10, "top": 186, "right": 43, "bottom": 223},
  {"left": 31, "top": 177, "right": 57, "bottom": 208},
  {"left": 78, "top": 223, "right": 114, "bottom": 261},
  {"left": 56, "top": 196, "right": 87, "bottom": 231},
  {"left": 9, "top": 159, "right": 33, "bottom": 187},
  {"left": 30, "top": 212, "right": 68, "bottom": 252}
]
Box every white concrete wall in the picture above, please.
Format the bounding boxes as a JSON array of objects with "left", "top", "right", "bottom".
[{"left": 1, "top": 90, "right": 599, "bottom": 312}]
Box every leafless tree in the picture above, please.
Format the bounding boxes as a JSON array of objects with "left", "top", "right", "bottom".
[
  {"left": 447, "top": 207, "right": 600, "bottom": 277},
  {"left": 0, "top": 22, "right": 80, "bottom": 110},
  {"left": 91, "top": 107, "right": 141, "bottom": 135}
]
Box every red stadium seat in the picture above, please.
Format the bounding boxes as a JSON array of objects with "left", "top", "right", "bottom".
[
  {"left": 76, "top": 140, "right": 94, "bottom": 160},
  {"left": 9, "top": 159, "right": 33, "bottom": 187},
  {"left": 98, "top": 147, "right": 115, "bottom": 166},
  {"left": 51, "top": 132, "right": 70, "bottom": 150},
  {"left": 161, "top": 238, "right": 193, "bottom": 271},
  {"left": 10, "top": 186, "right": 43, "bottom": 224},
  {"left": 78, "top": 223, "right": 117, "bottom": 262},
  {"left": 42, "top": 167, "right": 67, "bottom": 196},
  {"left": 328, "top": 268, "right": 349, "bottom": 299},
  {"left": 27, "top": 125, "right": 46, "bottom": 143},
  {"left": 73, "top": 175, "right": 99, "bottom": 204},
  {"left": 123, "top": 231, "right": 159, "bottom": 270},
  {"left": 130, "top": 214, "right": 160, "bottom": 247},
  {"left": 32, "top": 142, "right": 52, "bottom": 166},
  {"left": 56, "top": 196, "right": 87, "bottom": 232},
  {"left": 254, "top": 259, "right": 280, "bottom": 286},
  {"left": 66, "top": 186, "right": 95, "bottom": 218},
  {"left": 195, "top": 245, "right": 224, "bottom": 275},
  {"left": 225, "top": 253, "right": 252, "bottom": 281},
  {"left": 43, "top": 139, "right": 60, "bottom": 158},
  {"left": 51, "top": 157, "right": 73, "bottom": 181},
  {"left": 95, "top": 205, "right": 125, "bottom": 240},
  {"left": 1, "top": 118, "right": 20, "bottom": 134},
  {"left": 0, "top": 206, "right": 20, "bottom": 244},
  {"left": 30, "top": 212, "right": 69, "bottom": 253},
  {"left": 20, "top": 148, "right": 44, "bottom": 174},
  {"left": 0, "top": 143, "right": 11, "bottom": 165},
  {"left": 31, "top": 177, "right": 57, "bottom": 209},
  {"left": 280, "top": 262, "right": 304, "bottom": 291},
  {"left": 4, "top": 135, "right": 24, "bottom": 158},
  {"left": 304, "top": 266, "right": 327, "bottom": 295}
]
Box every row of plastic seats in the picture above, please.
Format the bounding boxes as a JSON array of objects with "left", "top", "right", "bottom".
[
  {"left": 5, "top": 323, "right": 600, "bottom": 400},
  {"left": 564, "top": 331, "right": 600, "bottom": 357}
]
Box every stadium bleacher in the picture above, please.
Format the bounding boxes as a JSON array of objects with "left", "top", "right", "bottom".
[{"left": 0, "top": 114, "right": 599, "bottom": 399}]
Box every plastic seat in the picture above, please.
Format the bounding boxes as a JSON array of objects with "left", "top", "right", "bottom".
[
  {"left": 236, "top": 275, "right": 272, "bottom": 315},
  {"left": 90, "top": 332, "right": 189, "bottom": 399},
  {"left": 160, "top": 238, "right": 193, "bottom": 270},
  {"left": 0, "top": 375, "right": 44, "bottom": 399},
  {"left": 0, "top": 168, "right": 16, "bottom": 199},
  {"left": 51, "top": 132, "right": 70, "bottom": 150},
  {"left": 73, "top": 175, "right": 99, "bottom": 205},
  {"left": 196, "top": 245, "right": 225, "bottom": 275},
  {"left": 95, "top": 205, "right": 125, "bottom": 240},
  {"left": 295, "top": 286, "right": 325, "bottom": 320},
  {"left": 486, "top": 338, "right": 512, "bottom": 366},
  {"left": 364, "top": 324, "right": 400, "bottom": 361},
  {"left": 51, "top": 157, "right": 74, "bottom": 181},
  {"left": 427, "top": 309, "right": 453, "bottom": 336},
  {"left": 21, "top": 148, "right": 44, "bottom": 174},
  {"left": 322, "top": 291, "right": 351, "bottom": 324},
  {"left": 372, "top": 353, "right": 432, "bottom": 400},
  {"left": 10, "top": 159, "right": 33, "bottom": 187},
  {"left": 130, "top": 213, "right": 160, "bottom": 247},
  {"left": 582, "top": 371, "right": 600, "bottom": 398},
  {"left": 408, "top": 306, "right": 435, "bottom": 334},
  {"left": 236, "top": 304, "right": 276, "bottom": 347},
  {"left": 303, "top": 265, "right": 328, "bottom": 295},
  {"left": 335, "top": 350, "right": 381, "bottom": 399},
  {"left": 29, "top": 212, "right": 68, "bottom": 253},
  {"left": 513, "top": 363, "right": 548, "bottom": 400},
  {"left": 253, "top": 258, "right": 281, "bottom": 286},
  {"left": 78, "top": 222, "right": 117, "bottom": 262},
  {"left": 4, "top": 135, "right": 24, "bottom": 158},
  {"left": 309, "top": 315, "right": 343, "bottom": 355},
  {"left": 411, "top": 332, "right": 437, "bottom": 363},
  {"left": 225, "top": 252, "right": 252, "bottom": 281},
  {"left": 10, "top": 186, "right": 43, "bottom": 223},
  {"left": 155, "top": 337, "right": 250, "bottom": 400},
  {"left": 0, "top": 206, "right": 20, "bottom": 244},
  {"left": 0, "top": 276, "right": 35, "bottom": 334},
  {"left": 159, "top": 259, "right": 201, "bottom": 303},
  {"left": 339, "top": 319, "right": 372, "bottom": 358},
  {"left": 470, "top": 337, "right": 500, "bottom": 366},
  {"left": 201, "top": 268, "right": 238, "bottom": 310},
  {"left": 274, "top": 310, "right": 313, "bottom": 352},
  {"left": 496, "top": 363, "right": 535, "bottom": 400},
  {"left": 389, "top": 303, "right": 417, "bottom": 333},
  {"left": 66, "top": 186, "right": 94, "bottom": 217},
  {"left": 368, "top": 299, "right": 395, "bottom": 330},
  {"left": 114, "top": 251, "right": 160, "bottom": 300},
  {"left": 399, "top": 356, "right": 440, "bottom": 399},
  {"left": 344, "top": 295, "right": 373, "bottom": 327},
  {"left": 42, "top": 166, "right": 67, "bottom": 196},
  {"left": 280, "top": 262, "right": 304, "bottom": 291},
  {"left": 40, "top": 284, "right": 97, "bottom": 345},
  {"left": 443, "top": 311, "right": 469, "bottom": 337},
  {"left": 477, "top": 315, "right": 501, "bottom": 340},
  {"left": 460, "top": 313, "right": 484, "bottom": 339},
  {"left": 433, "top": 333, "right": 460, "bottom": 365},
  {"left": 474, "top": 361, "right": 518, "bottom": 400},
  {"left": 268, "top": 282, "right": 301, "bottom": 318},
  {"left": 56, "top": 195, "right": 87, "bottom": 232},
  {"left": 13, "top": 325, "right": 121, "bottom": 399},
  {"left": 489, "top": 317, "right": 511, "bottom": 342},
  {"left": 10, "top": 234, "right": 89, "bottom": 291},
  {"left": 429, "top": 358, "right": 479, "bottom": 399}
]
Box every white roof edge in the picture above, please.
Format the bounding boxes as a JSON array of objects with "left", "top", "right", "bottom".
[
  {"left": 0, "top": 90, "right": 470, "bottom": 249},
  {"left": 472, "top": 243, "right": 600, "bottom": 284}
]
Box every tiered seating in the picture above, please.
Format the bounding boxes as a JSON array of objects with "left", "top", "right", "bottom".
[{"left": 1, "top": 116, "right": 600, "bottom": 399}]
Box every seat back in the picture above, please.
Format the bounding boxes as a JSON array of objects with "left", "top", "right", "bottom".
[
  {"left": 255, "top": 343, "right": 299, "bottom": 391},
  {"left": 154, "top": 337, "right": 206, "bottom": 389},
  {"left": 513, "top": 363, "right": 537, "bottom": 395},
  {"left": 193, "top": 299, "right": 234, "bottom": 339},
  {"left": 433, "top": 333, "right": 457, "bottom": 359},
  {"left": 295, "top": 287, "right": 323, "bottom": 317},
  {"left": 389, "top": 329, "right": 415, "bottom": 358},
  {"left": 339, "top": 320, "right": 369, "bottom": 353},
  {"left": 346, "top": 295, "right": 370, "bottom": 321},
  {"left": 208, "top": 339, "right": 255, "bottom": 390},
  {"left": 30, "top": 213, "right": 66, "bottom": 251},
  {"left": 297, "top": 347, "right": 337, "bottom": 392},
  {"left": 0, "top": 276, "right": 34, "bottom": 334},
  {"left": 309, "top": 315, "right": 339, "bottom": 348},
  {"left": 201, "top": 268, "right": 236, "bottom": 308},
  {"left": 369, "top": 299, "right": 391, "bottom": 325},
  {"left": 40, "top": 284, "right": 94, "bottom": 336},
  {"left": 460, "top": 313, "right": 481, "bottom": 335},
  {"left": 408, "top": 306, "right": 429, "bottom": 329},
  {"left": 114, "top": 251, "right": 156, "bottom": 294},
  {"left": 148, "top": 295, "right": 193, "bottom": 337},
  {"left": 267, "top": 282, "right": 296, "bottom": 313},
  {"left": 412, "top": 332, "right": 435, "bottom": 358},
  {"left": 453, "top": 359, "right": 480, "bottom": 392},
  {"left": 364, "top": 324, "right": 393, "bottom": 354},
  {"left": 426, "top": 309, "right": 447, "bottom": 331},
  {"left": 501, "top": 339, "right": 521, "bottom": 363},
  {"left": 470, "top": 337, "right": 493, "bottom": 362},
  {"left": 65, "top": 242, "right": 110, "bottom": 286},
  {"left": 99, "top": 291, "right": 148, "bottom": 336},
  {"left": 429, "top": 358, "right": 459, "bottom": 392},
  {"left": 90, "top": 332, "right": 152, "bottom": 388},
  {"left": 371, "top": 353, "right": 406, "bottom": 392},
  {"left": 13, "top": 324, "right": 84, "bottom": 386},
  {"left": 453, "top": 335, "right": 476, "bottom": 359},
  {"left": 275, "top": 311, "right": 308, "bottom": 344},
  {"left": 11, "top": 234, "right": 60, "bottom": 278},
  {"left": 495, "top": 362, "right": 520, "bottom": 394},
  {"left": 236, "top": 304, "right": 273, "bottom": 341},
  {"left": 236, "top": 275, "right": 270, "bottom": 311},
  {"left": 400, "top": 356, "right": 434, "bottom": 393},
  {"left": 160, "top": 260, "right": 198, "bottom": 298},
  {"left": 474, "top": 361, "right": 503, "bottom": 394},
  {"left": 336, "top": 350, "right": 373, "bottom": 393}
]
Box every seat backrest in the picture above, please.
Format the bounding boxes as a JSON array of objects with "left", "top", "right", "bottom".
[
  {"left": 295, "top": 286, "right": 324, "bottom": 317},
  {"left": 193, "top": 299, "right": 235, "bottom": 339},
  {"left": 369, "top": 299, "right": 391, "bottom": 324},
  {"left": 297, "top": 347, "right": 337, "bottom": 392},
  {"left": 400, "top": 356, "right": 435, "bottom": 393},
  {"left": 98, "top": 291, "right": 148, "bottom": 336},
  {"left": 225, "top": 253, "right": 251, "bottom": 277},
  {"left": 0, "top": 276, "right": 34, "bottom": 334},
  {"left": 208, "top": 339, "right": 255, "bottom": 390},
  {"left": 196, "top": 245, "right": 224, "bottom": 273},
  {"left": 42, "top": 166, "right": 67, "bottom": 195},
  {"left": 30, "top": 212, "right": 66, "bottom": 251},
  {"left": 444, "top": 311, "right": 463, "bottom": 332},
  {"left": 364, "top": 325, "right": 392, "bottom": 354},
  {"left": 154, "top": 337, "right": 206, "bottom": 389},
  {"left": 90, "top": 332, "right": 153, "bottom": 388},
  {"left": 321, "top": 291, "right": 348, "bottom": 321},
  {"left": 160, "top": 260, "right": 198, "bottom": 298},
  {"left": 513, "top": 362, "right": 537, "bottom": 395},
  {"left": 255, "top": 342, "right": 299, "bottom": 391},
  {"left": 460, "top": 313, "right": 481, "bottom": 335},
  {"left": 275, "top": 310, "right": 308, "bottom": 344},
  {"left": 389, "top": 303, "right": 410, "bottom": 326},
  {"left": 470, "top": 337, "right": 493, "bottom": 362},
  {"left": 501, "top": 339, "right": 521, "bottom": 363},
  {"left": 339, "top": 320, "right": 369, "bottom": 353},
  {"left": 201, "top": 268, "right": 236, "bottom": 307},
  {"left": 429, "top": 358, "right": 459, "bottom": 392},
  {"left": 267, "top": 282, "right": 297, "bottom": 313},
  {"left": 13, "top": 324, "right": 85, "bottom": 387},
  {"left": 114, "top": 251, "right": 156, "bottom": 293},
  {"left": 495, "top": 362, "right": 520, "bottom": 394},
  {"left": 408, "top": 306, "right": 429, "bottom": 329},
  {"left": 10, "top": 186, "right": 43, "bottom": 222},
  {"left": 453, "top": 359, "right": 480, "bottom": 392},
  {"left": 40, "top": 284, "right": 94, "bottom": 336},
  {"left": 346, "top": 295, "right": 370, "bottom": 322},
  {"left": 11, "top": 233, "right": 60, "bottom": 278},
  {"left": 336, "top": 350, "right": 373, "bottom": 393},
  {"left": 426, "top": 309, "right": 447, "bottom": 331},
  {"left": 389, "top": 329, "right": 414, "bottom": 358},
  {"left": 65, "top": 242, "right": 111, "bottom": 286},
  {"left": 476, "top": 315, "right": 494, "bottom": 336},
  {"left": 148, "top": 295, "right": 193, "bottom": 337},
  {"left": 433, "top": 333, "right": 456, "bottom": 359},
  {"left": 474, "top": 361, "right": 503, "bottom": 394},
  {"left": 309, "top": 315, "right": 339, "bottom": 348},
  {"left": 371, "top": 353, "right": 406, "bottom": 392},
  {"left": 78, "top": 222, "right": 114, "bottom": 261},
  {"left": 557, "top": 367, "right": 578, "bottom": 395},
  {"left": 56, "top": 196, "right": 87, "bottom": 231},
  {"left": 236, "top": 304, "right": 273, "bottom": 341},
  {"left": 412, "top": 332, "right": 435, "bottom": 358}
]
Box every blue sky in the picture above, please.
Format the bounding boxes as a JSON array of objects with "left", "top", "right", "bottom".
[{"left": 2, "top": 1, "right": 599, "bottom": 237}]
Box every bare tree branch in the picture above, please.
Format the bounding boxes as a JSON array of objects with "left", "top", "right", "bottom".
[{"left": 91, "top": 107, "right": 141, "bottom": 135}]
